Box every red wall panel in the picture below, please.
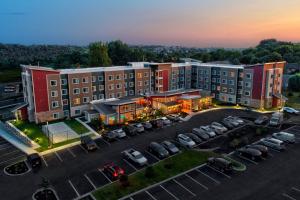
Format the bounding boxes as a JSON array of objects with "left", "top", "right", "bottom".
[
  {"left": 251, "top": 65, "right": 264, "bottom": 100},
  {"left": 162, "top": 70, "right": 169, "bottom": 91}
]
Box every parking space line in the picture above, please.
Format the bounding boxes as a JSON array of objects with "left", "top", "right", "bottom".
[
  {"left": 99, "top": 137, "right": 111, "bottom": 146},
  {"left": 41, "top": 155, "right": 48, "bottom": 167},
  {"left": 237, "top": 155, "right": 258, "bottom": 165},
  {"left": 122, "top": 159, "right": 138, "bottom": 171},
  {"left": 172, "top": 179, "right": 196, "bottom": 196},
  {"left": 84, "top": 174, "right": 96, "bottom": 189},
  {"left": 282, "top": 193, "right": 296, "bottom": 200},
  {"left": 144, "top": 150, "right": 160, "bottom": 161},
  {"left": 292, "top": 187, "right": 300, "bottom": 192},
  {"left": 129, "top": 197, "right": 134, "bottom": 200},
  {"left": 79, "top": 145, "right": 89, "bottom": 154},
  {"left": 54, "top": 151, "right": 63, "bottom": 162},
  {"left": 184, "top": 173, "right": 208, "bottom": 190},
  {"left": 160, "top": 185, "right": 179, "bottom": 200},
  {"left": 206, "top": 165, "right": 231, "bottom": 179},
  {"left": 68, "top": 179, "right": 80, "bottom": 197},
  {"left": 67, "top": 148, "right": 76, "bottom": 158},
  {"left": 145, "top": 190, "right": 158, "bottom": 200},
  {"left": 98, "top": 168, "right": 112, "bottom": 183},
  {"left": 196, "top": 168, "right": 220, "bottom": 184}
]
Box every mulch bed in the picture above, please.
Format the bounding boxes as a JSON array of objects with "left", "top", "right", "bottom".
[
  {"left": 33, "top": 189, "right": 57, "bottom": 200},
  {"left": 4, "top": 161, "right": 29, "bottom": 175}
]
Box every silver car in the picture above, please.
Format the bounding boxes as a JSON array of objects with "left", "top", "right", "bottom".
[
  {"left": 259, "top": 138, "right": 286, "bottom": 151},
  {"left": 211, "top": 122, "right": 228, "bottom": 132},
  {"left": 112, "top": 129, "right": 126, "bottom": 138},
  {"left": 134, "top": 123, "right": 145, "bottom": 133},
  {"left": 177, "top": 134, "right": 196, "bottom": 148},
  {"left": 272, "top": 132, "right": 295, "bottom": 143},
  {"left": 122, "top": 148, "right": 148, "bottom": 166},
  {"left": 200, "top": 126, "right": 216, "bottom": 137}
]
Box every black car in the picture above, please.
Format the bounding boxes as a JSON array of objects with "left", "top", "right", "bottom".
[
  {"left": 142, "top": 121, "right": 153, "bottom": 130},
  {"left": 148, "top": 142, "right": 169, "bottom": 158},
  {"left": 81, "top": 135, "right": 97, "bottom": 151},
  {"left": 102, "top": 131, "right": 117, "bottom": 142},
  {"left": 245, "top": 144, "right": 268, "bottom": 157},
  {"left": 27, "top": 153, "right": 42, "bottom": 169},
  {"left": 192, "top": 128, "right": 209, "bottom": 141},
  {"left": 123, "top": 125, "right": 137, "bottom": 136},
  {"left": 236, "top": 147, "right": 262, "bottom": 161},
  {"left": 150, "top": 119, "right": 163, "bottom": 129},
  {"left": 254, "top": 116, "right": 269, "bottom": 125},
  {"left": 185, "top": 133, "right": 202, "bottom": 144},
  {"left": 166, "top": 114, "right": 180, "bottom": 122},
  {"left": 161, "top": 140, "right": 180, "bottom": 154},
  {"left": 207, "top": 157, "right": 233, "bottom": 173}
]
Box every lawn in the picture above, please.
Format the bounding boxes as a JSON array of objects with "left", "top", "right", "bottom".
[
  {"left": 64, "top": 119, "right": 89, "bottom": 135},
  {"left": 284, "top": 92, "right": 300, "bottom": 109},
  {"left": 92, "top": 150, "right": 215, "bottom": 200}
]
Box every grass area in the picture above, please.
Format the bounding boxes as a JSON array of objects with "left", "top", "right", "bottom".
[
  {"left": 223, "top": 156, "right": 246, "bottom": 172},
  {"left": 35, "top": 137, "right": 81, "bottom": 152},
  {"left": 0, "top": 68, "right": 21, "bottom": 83},
  {"left": 284, "top": 91, "right": 300, "bottom": 109},
  {"left": 64, "top": 119, "right": 89, "bottom": 135},
  {"left": 92, "top": 150, "right": 215, "bottom": 200}
]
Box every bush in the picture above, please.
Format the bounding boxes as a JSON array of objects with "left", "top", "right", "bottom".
[
  {"left": 287, "top": 92, "right": 294, "bottom": 97},
  {"left": 229, "top": 138, "right": 241, "bottom": 148},
  {"left": 119, "top": 174, "right": 130, "bottom": 187},
  {"left": 145, "top": 166, "right": 155, "bottom": 178}
]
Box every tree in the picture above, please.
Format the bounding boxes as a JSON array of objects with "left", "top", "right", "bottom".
[
  {"left": 88, "top": 42, "right": 111, "bottom": 66},
  {"left": 288, "top": 73, "right": 300, "bottom": 92},
  {"left": 108, "top": 40, "right": 132, "bottom": 65}
]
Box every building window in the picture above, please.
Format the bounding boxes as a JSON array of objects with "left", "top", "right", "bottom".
[
  {"left": 124, "top": 74, "right": 127, "bottom": 79},
  {"left": 75, "top": 109, "right": 81, "bottom": 115},
  {"left": 137, "top": 73, "right": 142, "bottom": 78},
  {"left": 138, "top": 81, "right": 142, "bottom": 86},
  {"left": 212, "top": 70, "right": 217, "bottom": 75},
  {"left": 238, "top": 89, "right": 243, "bottom": 94},
  {"left": 50, "top": 80, "right": 57, "bottom": 86},
  {"left": 244, "top": 91, "right": 251, "bottom": 96},
  {"left": 92, "top": 76, "right": 96, "bottom": 82},
  {"left": 52, "top": 101, "right": 59, "bottom": 108},
  {"left": 222, "top": 71, "right": 227, "bottom": 76},
  {"left": 83, "top": 87, "right": 89, "bottom": 93},
  {"left": 73, "top": 88, "right": 80, "bottom": 94},
  {"left": 239, "top": 72, "right": 244, "bottom": 78},
  {"left": 129, "top": 82, "right": 134, "bottom": 87},
  {"left": 129, "top": 73, "right": 134, "bottom": 78},
  {"left": 124, "top": 91, "right": 128, "bottom": 96},
  {"left": 117, "top": 92, "right": 122, "bottom": 98},
  {"left": 72, "top": 78, "right": 79, "bottom": 84},
  {"left": 144, "top": 81, "right": 149, "bottom": 86},
  {"left": 99, "top": 85, "right": 104, "bottom": 90},
  {"left": 109, "top": 93, "right": 115, "bottom": 98},
  {"left": 108, "top": 75, "right": 114, "bottom": 81},
  {"left": 53, "top": 113, "right": 59, "bottom": 119},
  {"left": 61, "top": 79, "right": 67, "bottom": 85},
  {"left": 229, "top": 88, "right": 234, "bottom": 94},
  {"left": 108, "top": 84, "right": 114, "bottom": 90},
  {"left": 51, "top": 91, "right": 58, "bottom": 97},
  {"left": 92, "top": 86, "right": 96, "bottom": 92},
  {"left": 83, "top": 97, "right": 89, "bottom": 103},
  {"left": 98, "top": 76, "right": 104, "bottom": 81},
  {"left": 62, "top": 89, "right": 68, "bottom": 95},
  {"left": 222, "top": 79, "right": 227, "bottom": 84},
  {"left": 63, "top": 99, "right": 68, "bottom": 106},
  {"left": 238, "top": 81, "right": 243, "bottom": 86},
  {"left": 99, "top": 94, "right": 104, "bottom": 99},
  {"left": 222, "top": 87, "right": 227, "bottom": 93},
  {"left": 124, "top": 82, "right": 128, "bottom": 88},
  {"left": 244, "top": 100, "right": 249, "bottom": 105},
  {"left": 144, "top": 72, "right": 149, "bottom": 77},
  {"left": 82, "top": 77, "right": 88, "bottom": 83},
  {"left": 129, "top": 90, "right": 134, "bottom": 95},
  {"left": 246, "top": 73, "right": 252, "bottom": 79},
  {"left": 217, "top": 78, "right": 220, "bottom": 83},
  {"left": 229, "top": 71, "right": 235, "bottom": 77},
  {"left": 116, "top": 74, "right": 121, "bottom": 80},
  {"left": 212, "top": 85, "right": 216, "bottom": 90},
  {"left": 92, "top": 95, "right": 97, "bottom": 100},
  {"left": 116, "top": 84, "right": 122, "bottom": 89},
  {"left": 245, "top": 82, "right": 251, "bottom": 88},
  {"left": 73, "top": 98, "right": 80, "bottom": 105},
  {"left": 228, "top": 80, "right": 234, "bottom": 85},
  {"left": 212, "top": 78, "right": 216, "bottom": 83}
]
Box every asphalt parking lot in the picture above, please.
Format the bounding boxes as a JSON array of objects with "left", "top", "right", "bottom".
[
  {"left": 122, "top": 125, "right": 300, "bottom": 200},
  {"left": 0, "top": 109, "right": 298, "bottom": 200}
]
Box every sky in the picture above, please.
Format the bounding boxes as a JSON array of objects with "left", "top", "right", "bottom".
[{"left": 1, "top": 0, "right": 300, "bottom": 48}]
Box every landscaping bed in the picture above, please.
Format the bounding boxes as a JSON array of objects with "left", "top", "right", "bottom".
[
  {"left": 4, "top": 161, "right": 30, "bottom": 175},
  {"left": 64, "top": 119, "right": 89, "bottom": 135},
  {"left": 33, "top": 188, "right": 58, "bottom": 200},
  {"left": 223, "top": 156, "right": 246, "bottom": 171},
  {"left": 92, "top": 150, "right": 215, "bottom": 200}
]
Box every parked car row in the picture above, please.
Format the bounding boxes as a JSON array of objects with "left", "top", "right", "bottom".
[{"left": 148, "top": 140, "right": 180, "bottom": 159}]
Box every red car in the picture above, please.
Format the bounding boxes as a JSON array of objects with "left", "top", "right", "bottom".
[{"left": 103, "top": 163, "right": 125, "bottom": 180}]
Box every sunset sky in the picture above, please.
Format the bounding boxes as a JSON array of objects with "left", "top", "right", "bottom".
[{"left": 1, "top": 0, "right": 300, "bottom": 47}]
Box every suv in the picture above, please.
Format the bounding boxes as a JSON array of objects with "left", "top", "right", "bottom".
[
  {"left": 103, "top": 163, "right": 125, "bottom": 180},
  {"left": 177, "top": 134, "right": 196, "bottom": 148},
  {"left": 133, "top": 123, "right": 145, "bottom": 133},
  {"left": 207, "top": 157, "right": 233, "bottom": 173},
  {"left": 148, "top": 142, "right": 169, "bottom": 159},
  {"left": 122, "top": 148, "right": 148, "bottom": 166},
  {"left": 200, "top": 126, "right": 216, "bottom": 137},
  {"left": 27, "top": 153, "right": 42, "bottom": 169},
  {"left": 81, "top": 135, "right": 97, "bottom": 151},
  {"left": 259, "top": 138, "right": 286, "bottom": 151},
  {"left": 103, "top": 131, "right": 117, "bottom": 142},
  {"left": 123, "top": 125, "right": 137, "bottom": 136},
  {"left": 272, "top": 132, "right": 295, "bottom": 143},
  {"left": 111, "top": 129, "right": 126, "bottom": 138}
]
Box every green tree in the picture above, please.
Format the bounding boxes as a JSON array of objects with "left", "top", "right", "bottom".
[
  {"left": 108, "top": 40, "right": 132, "bottom": 65},
  {"left": 288, "top": 73, "right": 300, "bottom": 92},
  {"left": 88, "top": 42, "right": 111, "bottom": 66}
]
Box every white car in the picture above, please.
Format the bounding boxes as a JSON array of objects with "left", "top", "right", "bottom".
[
  {"left": 133, "top": 123, "right": 145, "bottom": 133},
  {"left": 200, "top": 126, "right": 216, "bottom": 137},
  {"left": 211, "top": 122, "right": 228, "bottom": 132},
  {"left": 273, "top": 132, "right": 295, "bottom": 143},
  {"left": 228, "top": 116, "right": 244, "bottom": 125},
  {"left": 112, "top": 129, "right": 126, "bottom": 138},
  {"left": 122, "top": 148, "right": 148, "bottom": 166},
  {"left": 161, "top": 117, "right": 171, "bottom": 126},
  {"left": 177, "top": 134, "right": 196, "bottom": 148},
  {"left": 283, "top": 107, "right": 299, "bottom": 115}
]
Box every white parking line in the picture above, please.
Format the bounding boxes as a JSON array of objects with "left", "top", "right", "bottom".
[
  {"left": 237, "top": 155, "right": 258, "bottom": 165},
  {"left": 100, "top": 137, "right": 111, "bottom": 146},
  {"left": 145, "top": 190, "right": 158, "bottom": 200},
  {"left": 54, "top": 151, "right": 63, "bottom": 162},
  {"left": 0, "top": 155, "right": 25, "bottom": 165},
  {"left": 144, "top": 150, "right": 160, "bottom": 161},
  {"left": 79, "top": 145, "right": 88, "bottom": 154},
  {"left": 84, "top": 174, "right": 96, "bottom": 189},
  {"left": 206, "top": 165, "right": 231, "bottom": 179},
  {"left": 68, "top": 179, "right": 80, "bottom": 197},
  {"left": 196, "top": 168, "right": 220, "bottom": 184},
  {"left": 0, "top": 149, "right": 19, "bottom": 159},
  {"left": 172, "top": 179, "right": 196, "bottom": 196},
  {"left": 41, "top": 155, "right": 48, "bottom": 167},
  {"left": 292, "top": 187, "right": 300, "bottom": 192},
  {"left": 98, "top": 168, "right": 112, "bottom": 183},
  {"left": 160, "top": 185, "right": 179, "bottom": 200},
  {"left": 67, "top": 148, "right": 76, "bottom": 158},
  {"left": 129, "top": 197, "right": 134, "bottom": 200},
  {"left": 282, "top": 193, "right": 297, "bottom": 200},
  {"left": 122, "top": 159, "right": 138, "bottom": 171},
  {"left": 184, "top": 173, "right": 208, "bottom": 190}
]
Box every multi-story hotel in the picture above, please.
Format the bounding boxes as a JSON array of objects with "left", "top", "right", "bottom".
[{"left": 19, "top": 61, "right": 286, "bottom": 124}]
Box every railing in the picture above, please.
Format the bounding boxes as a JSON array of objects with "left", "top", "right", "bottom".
[{"left": 0, "top": 121, "right": 33, "bottom": 147}]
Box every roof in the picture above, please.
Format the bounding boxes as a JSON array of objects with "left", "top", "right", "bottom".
[
  {"left": 59, "top": 65, "right": 148, "bottom": 74},
  {"left": 179, "top": 95, "right": 202, "bottom": 100},
  {"left": 84, "top": 110, "right": 99, "bottom": 114},
  {"left": 104, "top": 98, "right": 135, "bottom": 106},
  {"left": 147, "top": 89, "right": 200, "bottom": 97},
  {"left": 91, "top": 102, "right": 116, "bottom": 115},
  {"left": 163, "top": 101, "right": 180, "bottom": 107}
]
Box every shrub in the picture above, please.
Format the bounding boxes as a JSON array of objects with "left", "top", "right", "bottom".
[
  {"left": 119, "top": 174, "right": 130, "bottom": 187},
  {"left": 145, "top": 166, "right": 155, "bottom": 178},
  {"left": 287, "top": 92, "right": 294, "bottom": 97},
  {"left": 229, "top": 138, "right": 241, "bottom": 148}
]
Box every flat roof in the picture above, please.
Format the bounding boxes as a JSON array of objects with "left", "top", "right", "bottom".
[{"left": 148, "top": 89, "right": 200, "bottom": 97}]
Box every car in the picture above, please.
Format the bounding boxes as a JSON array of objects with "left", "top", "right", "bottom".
[
  {"left": 161, "top": 117, "right": 172, "bottom": 126},
  {"left": 211, "top": 122, "right": 228, "bottom": 132},
  {"left": 112, "top": 129, "right": 126, "bottom": 138},
  {"left": 27, "top": 153, "right": 42, "bottom": 169},
  {"left": 177, "top": 134, "right": 196, "bottom": 148},
  {"left": 142, "top": 121, "right": 153, "bottom": 130},
  {"left": 259, "top": 138, "right": 286, "bottom": 151},
  {"left": 225, "top": 117, "right": 239, "bottom": 127},
  {"left": 166, "top": 114, "right": 180, "bottom": 122},
  {"left": 209, "top": 126, "right": 223, "bottom": 135},
  {"left": 103, "top": 163, "right": 125, "bottom": 180},
  {"left": 184, "top": 133, "right": 203, "bottom": 144},
  {"left": 103, "top": 131, "right": 117, "bottom": 142},
  {"left": 269, "top": 112, "right": 284, "bottom": 126},
  {"left": 161, "top": 140, "right": 180, "bottom": 154},
  {"left": 148, "top": 142, "right": 169, "bottom": 158},
  {"left": 192, "top": 128, "right": 210, "bottom": 140},
  {"left": 122, "top": 148, "right": 148, "bottom": 166},
  {"left": 221, "top": 119, "right": 234, "bottom": 129},
  {"left": 200, "top": 126, "right": 216, "bottom": 137},
  {"left": 133, "top": 123, "right": 145, "bottom": 133},
  {"left": 245, "top": 144, "right": 268, "bottom": 157},
  {"left": 150, "top": 119, "right": 164, "bottom": 128},
  {"left": 236, "top": 147, "right": 262, "bottom": 161},
  {"left": 231, "top": 116, "right": 245, "bottom": 125},
  {"left": 81, "top": 135, "right": 97, "bottom": 151},
  {"left": 123, "top": 125, "right": 137, "bottom": 136},
  {"left": 254, "top": 116, "right": 269, "bottom": 125},
  {"left": 272, "top": 132, "right": 295, "bottom": 143},
  {"left": 283, "top": 107, "right": 299, "bottom": 115},
  {"left": 207, "top": 157, "right": 233, "bottom": 173}
]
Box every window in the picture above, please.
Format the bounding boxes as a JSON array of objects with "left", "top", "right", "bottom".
[
  {"left": 92, "top": 86, "right": 96, "bottom": 92},
  {"left": 222, "top": 79, "right": 227, "bottom": 84},
  {"left": 92, "top": 95, "right": 97, "bottom": 100},
  {"left": 62, "top": 89, "right": 68, "bottom": 95},
  {"left": 99, "top": 85, "right": 104, "bottom": 90},
  {"left": 73, "top": 98, "right": 80, "bottom": 105},
  {"left": 108, "top": 75, "right": 114, "bottom": 81},
  {"left": 144, "top": 72, "right": 149, "bottom": 77},
  {"left": 222, "top": 87, "right": 227, "bottom": 93},
  {"left": 212, "top": 85, "right": 216, "bottom": 90},
  {"left": 217, "top": 78, "right": 221, "bottom": 83},
  {"left": 116, "top": 74, "right": 121, "bottom": 80},
  {"left": 124, "top": 82, "right": 128, "bottom": 88},
  {"left": 124, "top": 74, "right": 127, "bottom": 79},
  {"left": 53, "top": 113, "right": 59, "bottom": 119},
  {"left": 61, "top": 79, "right": 67, "bottom": 85},
  {"left": 238, "top": 81, "right": 243, "bottom": 86},
  {"left": 73, "top": 88, "right": 80, "bottom": 94},
  {"left": 144, "top": 81, "right": 149, "bottom": 86},
  {"left": 83, "top": 87, "right": 89, "bottom": 93},
  {"left": 212, "top": 70, "right": 217, "bottom": 75},
  {"left": 99, "top": 94, "right": 104, "bottom": 99},
  {"left": 52, "top": 101, "right": 59, "bottom": 108},
  {"left": 75, "top": 109, "right": 81, "bottom": 115},
  {"left": 51, "top": 91, "right": 58, "bottom": 97},
  {"left": 238, "top": 89, "right": 243, "bottom": 94},
  {"left": 50, "top": 80, "right": 57, "bottom": 86},
  {"left": 63, "top": 99, "right": 68, "bottom": 106},
  {"left": 246, "top": 73, "right": 252, "bottom": 79},
  {"left": 228, "top": 80, "right": 234, "bottom": 85},
  {"left": 204, "top": 84, "right": 208, "bottom": 89},
  {"left": 72, "top": 78, "right": 79, "bottom": 84},
  {"left": 137, "top": 73, "right": 142, "bottom": 78},
  {"left": 129, "top": 82, "right": 134, "bottom": 87},
  {"left": 108, "top": 84, "right": 114, "bottom": 90},
  {"left": 82, "top": 77, "right": 88, "bottom": 83},
  {"left": 239, "top": 72, "right": 244, "bottom": 78},
  {"left": 116, "top": 84, "right": 122, "bottom": 89},
  {"left": 229, "top": 88, "right": 234, "bottom": 94},
  {"left": 92, "top": 76, "right": 96, "bottom": 82},
  {"left": 129, "top": 73, "right": 134, "bottom": 78},
  {"left": 245, "top": 82, "right": 251, "bottom": 88},
  {"left": 98, "top": 76, "right": 104, "bottom": 81},
  {"left": 83, "top": 97, "right": 89, "bottom": 103},
  {"left": 124, "top": 91, "right": 128, "bottom": 96},
  {"left": 109, "top": 93, "right": 115, "bottom": 98},
  {"left": 229, "top": 71, "right": 235, "bottom": 77},
  {"left": 244, "top": 91, "right": 251, "bottom": 96},
  {"left": 222, "top": 71, "right": 227, "bottom": 76},
  {"left": 129, "top": 90, "right": 134, "bottom": 95},
  {"left": 138, "top": 81, "right": 142, "bottom": 86},
  {"left": 117, "top": 92, "right": 122, "bottom": 98},
  {"left": 229, "top": 97, "right": 233, "bottom": 102},
  {"left": 212, "top": 78, "right": 216, "bottom": 83}
]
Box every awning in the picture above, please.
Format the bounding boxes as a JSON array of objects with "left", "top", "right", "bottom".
[{"left": 10, "top": 103, "right": 28, "bottom": 113}]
